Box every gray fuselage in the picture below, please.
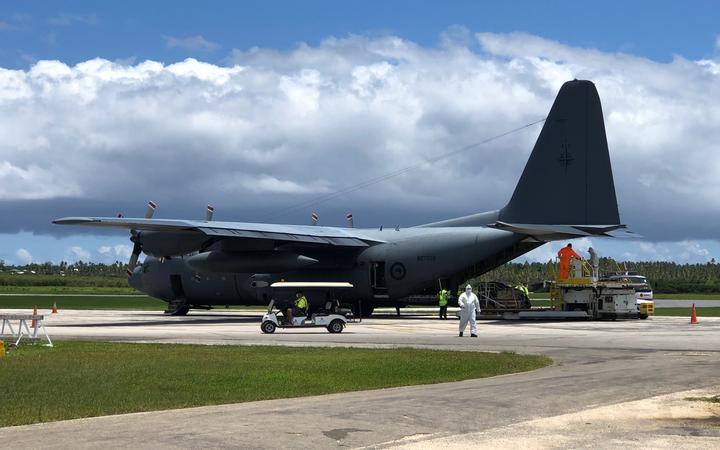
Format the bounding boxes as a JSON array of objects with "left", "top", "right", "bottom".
[{"left": 130, "top": 220, "right": 539, "bottom": 310}]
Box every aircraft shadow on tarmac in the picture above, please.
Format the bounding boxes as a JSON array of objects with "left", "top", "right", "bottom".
[
  {"left": 52, "top": 315, "right": 263, "bottom": 328},
  {"left": 51, "top": 314, "right": 620, "bottom": 327},
  {"left": 53, "top": 315, "right": 447, "bottom": 327}
]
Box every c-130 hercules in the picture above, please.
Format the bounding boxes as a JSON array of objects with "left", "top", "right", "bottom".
[{"left": 55, "top": 80, "right": 625, "bottom": 316}]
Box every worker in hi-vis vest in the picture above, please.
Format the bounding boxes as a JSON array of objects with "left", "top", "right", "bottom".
[
  {"left": 515, "top": 284, "right": 529, "bottom": 297},
  {"left": 557, "top": 243, "right": 582, "bottom": 279},
  {"left": 286, "top": 291, "right": 309, "bottom": 325},
  {"left": 438, "top": 288, "right": 449, "bottom": 319}
]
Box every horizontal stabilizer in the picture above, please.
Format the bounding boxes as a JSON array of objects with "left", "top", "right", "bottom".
[{"left": 488, "top": 221, "right": 629, "bottom": 241}]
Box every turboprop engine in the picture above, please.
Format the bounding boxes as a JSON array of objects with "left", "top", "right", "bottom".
[{"left": 186, "top": 251, "right": 318, "bottom": 273}]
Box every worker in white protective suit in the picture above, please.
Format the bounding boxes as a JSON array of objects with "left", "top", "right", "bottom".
[{"left": 458, "top": 284, "right": 480, "bottom": 337}]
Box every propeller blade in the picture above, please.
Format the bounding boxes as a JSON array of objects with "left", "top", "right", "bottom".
[
  {"left": 206, "top": 204, "right": 214, "bottom": 221},
  {"left": 145, "top": 200, "right": 157, "bottom": 219},
  {"left": 346, "top": 213, "right": 354, "bottom": 228},
  {"left": 311, "top": 212, "right": 319, "bottom": 226},
  {"left": 126, "top": 241, "right": 142, "bottom": 277},
  {"left": 126, "top": 201, "right": 154, "bottom": 277}
]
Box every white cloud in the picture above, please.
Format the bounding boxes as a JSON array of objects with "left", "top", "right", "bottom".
[
  {"left": 519, "top": 239, "right": 715, "bottom": 264},
  {"left": 0, "top": 161, "right": 81, "bottom": 199},
  {"left": 678, "top": 240, "right": 711, "bottom": 261},
  {"left": 15, "top": 248, "right": 32, "bottom": 264},
  {"left": 67, "top": 246, "right": 91, "bottom": 262},
  {"left": 163, "top": 35, "right": 220, "bottom": 52},
  {"left": 98, "top": 244, "right": 131, "bottom": 260},
  {"left": 0, "top": 31, "right": 719, "bottom": 243},
  {"left": 239, "top": 175, "right": 330, "bottom": 195},
  {"left": 521, "top": 237, "right": 596, "bottom": 263}
]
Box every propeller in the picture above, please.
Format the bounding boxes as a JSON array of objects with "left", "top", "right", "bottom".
[
  {"left": 126, "top": 200, "right": 156, "bottom": 277},
  {"left": 311, "top": 212, "right": 319, "bottom": 226},
  {"left": 206, "top": 204, "right": 214, "bottom": 221},
  {"left": 144, "top": 200, "right": 157, "bottom": 219},
  {"left": 346, "top": 213, "right": 354, "bottom": 228}
]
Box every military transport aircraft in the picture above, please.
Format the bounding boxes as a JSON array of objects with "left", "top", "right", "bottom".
[{"left": 54, "top": 80, "right": 625, "bottom": 316}]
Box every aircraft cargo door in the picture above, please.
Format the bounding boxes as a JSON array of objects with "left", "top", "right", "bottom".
[{"left": 370, "top": 261, "right": 388, "bottom": 299}]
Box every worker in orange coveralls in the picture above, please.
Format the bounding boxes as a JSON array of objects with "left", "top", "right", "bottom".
[{"left": 557, "top": 243, "right": 582, "bottom": 279}]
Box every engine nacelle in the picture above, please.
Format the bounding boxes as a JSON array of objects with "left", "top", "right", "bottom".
[
  {"left": 186, "top": 251, "right": 318, "bottom": 273},
  {"left": 139, "top": 231, "right": 209, "bottom": 257}
]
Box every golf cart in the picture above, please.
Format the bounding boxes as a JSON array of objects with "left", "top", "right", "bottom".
[{"left": 260, "top": 281, "right": 355, "bottom": 334}]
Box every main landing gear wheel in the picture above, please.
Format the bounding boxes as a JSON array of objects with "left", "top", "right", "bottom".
[
  {"left": 355, "top": 303, "right": 374, "bottom": 318},
  {"left": 327, "top": 319, "right": 344, "bottom": 333},
  {"left": 165, "top": 303, "right": 190, "bottom": 316},
  {"left": 261, "top": 321, "right": 277, "bottom": 334}
]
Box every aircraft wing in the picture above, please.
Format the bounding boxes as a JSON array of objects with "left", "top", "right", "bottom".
[
  {"left": 488, "top": 221, "right": 634, "bottom": 241},
  {"left": 53, "top": 217, "right": 384, "bottom": 247}
]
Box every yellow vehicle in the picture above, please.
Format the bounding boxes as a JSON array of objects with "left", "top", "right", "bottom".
[
  {"left": 637, "top": 300, "right": 654, "bottom": 319},
  {"left": 547, "top": 258, "right": 650, "bottom": 320}
]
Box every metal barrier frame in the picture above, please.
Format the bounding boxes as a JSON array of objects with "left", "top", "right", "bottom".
[{"left": 0, "top": 314, "right": 53, "bottom": 347}]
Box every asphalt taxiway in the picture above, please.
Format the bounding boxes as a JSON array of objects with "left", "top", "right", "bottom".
[{"left": 0, "top": 310, "right": 718, "bottom": 449}]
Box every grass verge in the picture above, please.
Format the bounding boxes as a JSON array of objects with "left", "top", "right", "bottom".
[
  {"left": 654, "top": 293, "right": 720, "bottom": 300},
  {"left": 0, "top": 295, "right": 166, "bottom": 310},
  {"left": 685, "top": 395, "right": 720, "bottom": 403},
  {"left": 0, "top": 342, "right": 551, "bottom": 427},
  {"left": 653, "top": 307, "right": 720, "bottom": 317},
  {"left": 531, "top": 300, "right": 551, "bottom": 307},
  {"left": 0, "top": 286, "right": 138, "bottom": 295}
]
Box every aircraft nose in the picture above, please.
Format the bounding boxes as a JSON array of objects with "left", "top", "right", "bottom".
[{"left": 128, "top": 266, "right": 144, "bottom": 292}]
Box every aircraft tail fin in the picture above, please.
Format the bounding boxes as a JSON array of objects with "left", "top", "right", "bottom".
[{"left": 499, "top": 80, "right": 621, "bottom": 226}]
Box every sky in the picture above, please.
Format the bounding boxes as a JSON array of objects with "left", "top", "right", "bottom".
[{"left": 1, "top": 0, "right": 719, "bottom": 265}]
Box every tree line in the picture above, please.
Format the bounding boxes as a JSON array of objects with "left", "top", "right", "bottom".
[
  {"left": 0, "top": 260, "right": 127, "bottom": 277},
  {"left": 2, "top": 258, "right": 719, "bottom": 293},
  {"left": 472, "top": 257, "right": 720, "bottom": 293}
]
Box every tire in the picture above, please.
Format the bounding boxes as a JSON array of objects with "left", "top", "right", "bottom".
[
  {"left": 261, "top": 321, "right": 276, "bottom": 334},
  {"left": 327, "top": 320, "right": 344, "bottom": 333},
  {"left": 639, "top": 314, "right": 648, "bottom": 320},
  {"left": 165, "top": 304, "right": 190, "bottom": 316},
  {"left": 354, "top": 303, "right": 374, "bottom": 318}
]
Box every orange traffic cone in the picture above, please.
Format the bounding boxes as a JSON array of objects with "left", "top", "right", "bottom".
[
  {"left": 31, "top": 305, "right": 37, "bottom": 328},
  {"left": 52, "top": 301, "right": 58, "bottom": 314},
  {"left": 690, "top": 303, "right": 698, "bottom": 325}
]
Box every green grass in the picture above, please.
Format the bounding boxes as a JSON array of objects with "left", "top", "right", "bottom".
[
  {"left": 0, "top": 342, "right": 551, "bottom": 427},
  {"left": 0, "top": 274, "right": 128, "bottom": 289},
  {"left": 653, "top": 307, "right": 720, "bottom": 317},
  {"left": 0, "top": 295, "right": 267, "bottom": 311},
  {"left": 685, "top": 395, "right": 720, "bottom": 403},
  {"left": 0, "top": 285, "right": 137, "bottom": 295},
  {"left": 531, "top": 299, "right": 551, "bottom": 307},
  {"left": 654, "top": 293, "right": 720, "bottom": 300},
  {"left": 0, "top": 295, "right": 166, "bottom": 310}
]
